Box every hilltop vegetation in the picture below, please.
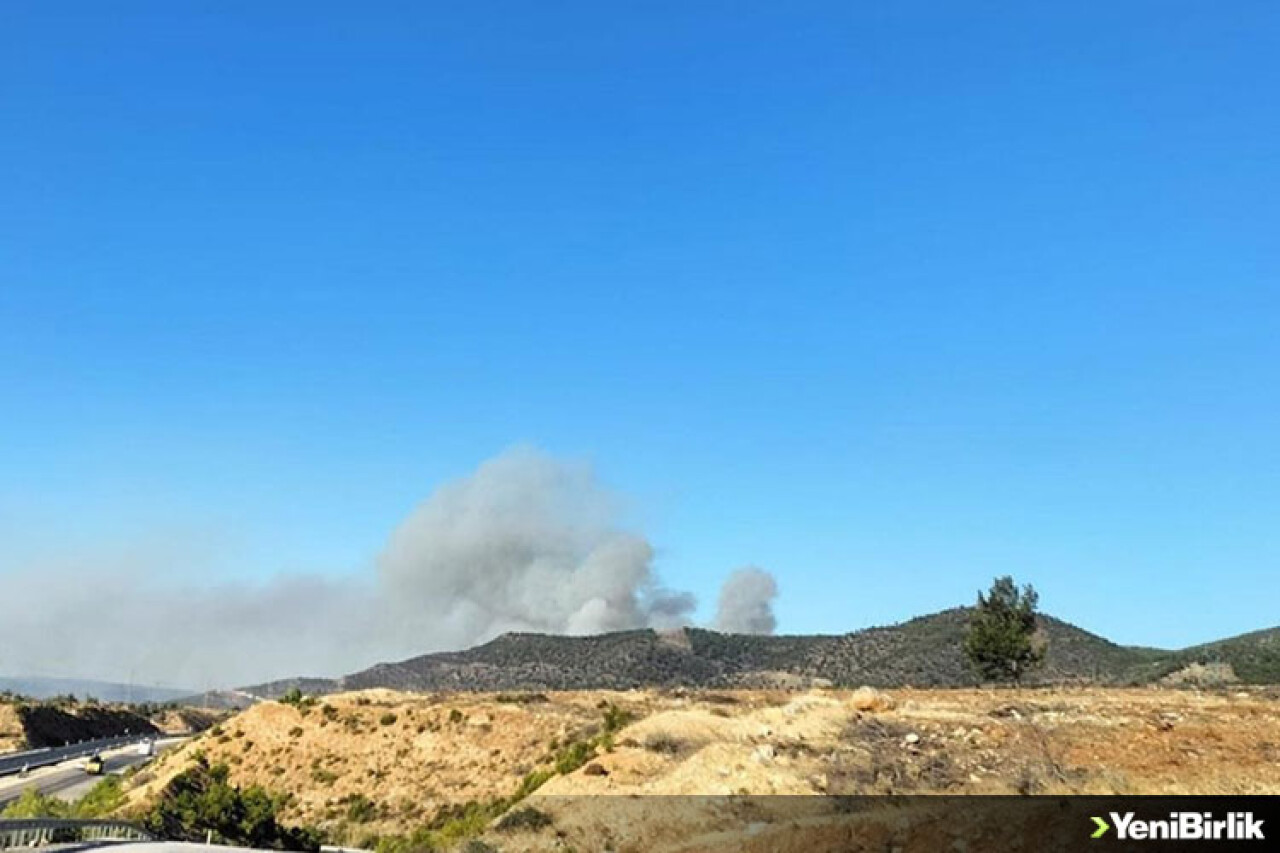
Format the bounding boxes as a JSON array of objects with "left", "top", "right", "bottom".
[{"left": 239, "top": 606, "right": 1278, "bottom": 699}]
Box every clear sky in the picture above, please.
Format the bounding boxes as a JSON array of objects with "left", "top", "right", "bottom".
[{"left": 2, "top": 2, "right": 1277, "bottom": 654}]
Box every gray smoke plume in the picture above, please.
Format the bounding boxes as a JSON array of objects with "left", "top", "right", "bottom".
[
  {"left": 0, "top": 447, "right": 775, "bottom": 687},
  {"left": 713, "top": 567, "right": 778, "bottom": 634},
  {"left": 374, "top": 447, "right": 698, "bottom": 647}
]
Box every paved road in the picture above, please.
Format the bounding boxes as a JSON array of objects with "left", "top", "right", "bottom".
[
  {"left": 0, "top": 740, "right": 181, "bottom": 809},
  {"left": 0, "top": 734, "right": 156, "bottom": 777}
]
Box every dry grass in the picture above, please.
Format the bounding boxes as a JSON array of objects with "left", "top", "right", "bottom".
[
  {"left": 0, "top": 703, "right": 25, "bottom": 753},
  {"left": 120, "top": 685, "right": 1280, "bottom": 849}
]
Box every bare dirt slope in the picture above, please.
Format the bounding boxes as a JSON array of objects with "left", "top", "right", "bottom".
[
  {"left": 122, "top": 686, "right": 1280, "bottom": 850},
  {"left": 507, "top": 686, "right": 1280, "bottom": 852},
  {"left": 541, "top": 686, "right": 1280, "bottom": 798}
]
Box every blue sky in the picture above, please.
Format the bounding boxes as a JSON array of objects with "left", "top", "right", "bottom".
[{"left": 2, "top": 2, "right": 1277, "bottom": 652}]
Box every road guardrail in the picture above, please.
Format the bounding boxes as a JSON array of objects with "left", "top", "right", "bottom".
[{"left": 0, "top": 818, "right": 154, "bottom": 848}]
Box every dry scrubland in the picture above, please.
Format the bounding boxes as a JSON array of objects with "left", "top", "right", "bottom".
[{"left": 120, "top": 685, "right": 1280, "bottom": 851}]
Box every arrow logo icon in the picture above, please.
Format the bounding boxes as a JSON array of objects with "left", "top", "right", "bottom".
[{"left": 1091, "top": 816, "right": 1111, "bottom": 839}]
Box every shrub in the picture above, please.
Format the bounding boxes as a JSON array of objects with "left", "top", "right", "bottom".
[
  {"left": 460, "top": 841, "right": 498, "bottom": 853},
  {"left": 374, "top": 827, "right": 438, "bottom": 853},
  {"left": 554, "top": 740, "right": 595, "bottom": 775},
  {"left": 601, "top": 703, "right": 634, "bottom": 735},
  {"left": 513, "top": 769, "right": 554, "bottom": 799},
  {"left": 76, "top": 776, "right": 126, "bottom": 816},
  {"left": 3, "top": 776, "right": 127, "bottom": 820},
  {"left": 2, "top": 788, "right": 70, "bottom": 818},
  {"left": 344, "top": 794, "right": 378, "bottom": 824},
  {"left": 379, "top": 712, "right": 398, "bottom": 726},
  {"left": 495, "top": 806, "right": 552, "bottom": 833},
  {"left": 311, "top": 767, "right": 339, "bottom": 785},
  {"left": 495, "top": 693, "right": 548, "bottom": 705},
  {"left": 642, "top": 733, "right": 685, "bottom": 755}
]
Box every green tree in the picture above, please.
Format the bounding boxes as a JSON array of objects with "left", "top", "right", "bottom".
[
  {"left": 964, "top": 576, "right": 1046, "bottom": 684},
  {"left": 142, "top": 756, "right": 321, "bottom": 852}
]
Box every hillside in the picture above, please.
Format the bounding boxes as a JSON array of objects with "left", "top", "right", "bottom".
[
  {"left": 1162, "top": 626, "right": 1280, "bottom": 684},
  {"left": 0, "top": 696, "right": 225, "bottom": 754},
  {"left": 238, "top": 607, "right": 1280, "bottom": 697},
  {"left": 0, "top": 699, "right": 159, "bottom": 751},
  {"left": 345, "top": 609, "right": 1156, "bottom": 691},
  {"left": 123, "top": 688, "right": 622, "bottom": 837},
  {"left": 682, "top": 609, "right": 1162, "bottom": 687},
  {"left": 120, "top": 685, "right": 1280, "bottom": 851}
]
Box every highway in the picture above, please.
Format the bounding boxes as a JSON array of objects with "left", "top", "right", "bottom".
[
  {"left": 0, "top": 739, "right": 181, "bottom": 809},
  {"left": 0, "top": 734, "right": 157, "bottom": 777}
]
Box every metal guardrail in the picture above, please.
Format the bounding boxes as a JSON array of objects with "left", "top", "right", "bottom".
[
  {"left": 0, "top": 818, "right": 154, "bottom": 848},
  {"left": 0, "top": 736, "right": 156, "bottom": 778}
]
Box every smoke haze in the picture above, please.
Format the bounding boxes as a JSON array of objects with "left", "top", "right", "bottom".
[{"left": 0, "top": 448, "right": 776, "bottom": 687}]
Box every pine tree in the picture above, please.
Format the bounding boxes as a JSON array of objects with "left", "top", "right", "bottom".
[{"left": 964, "top": 576, "right": 1046, "bottom": 684}]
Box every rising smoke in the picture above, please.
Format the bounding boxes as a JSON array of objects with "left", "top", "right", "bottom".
[
  {"left": 0, "top": 447, "right": 777, "bottom": 687},
  {"left": 713, "top": 567, "right": 779, "bottom": 634},
  {"left": 376, "top": 448, "right": 698, "bottom": 642}
]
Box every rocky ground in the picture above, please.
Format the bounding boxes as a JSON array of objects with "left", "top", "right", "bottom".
[{"left": 120, "top": 686, "right": 1280, "bottom": 851}]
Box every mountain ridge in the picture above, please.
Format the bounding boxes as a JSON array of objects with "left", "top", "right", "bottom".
[
  {"left": 0, "top": 676, "right": 194, "bottom": 704},
  {"left": 227, "top": 606, "right": 1279, "bottom": 702}
]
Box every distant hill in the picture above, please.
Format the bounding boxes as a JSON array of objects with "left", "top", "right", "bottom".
[
  {"left": 1159, "top": 626, "right": 1280, "bottom": 684},
  {"left": 0, "top": 676, "right": 193, "bottom": 704},
  {"left": 237, "top": 607, "right": 1280, "bottom": 698}
]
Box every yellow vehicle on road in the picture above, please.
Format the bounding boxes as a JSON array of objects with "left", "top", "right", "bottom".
[{"left": 83, "top": 754, "right": 105, "bottom": 775}]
